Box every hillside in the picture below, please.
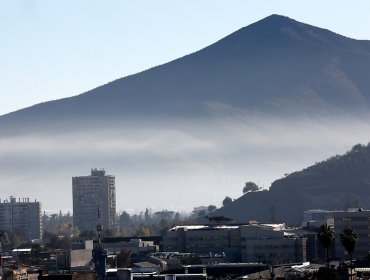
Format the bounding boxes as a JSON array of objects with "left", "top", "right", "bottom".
[
  {"left": 1, "top": 14, "right": 370, "bottom": 133},
  {"left": 213, "top": 143, "right": 370, "bottom": 224}
]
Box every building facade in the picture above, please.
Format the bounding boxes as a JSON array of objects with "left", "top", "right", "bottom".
[
  {"left": 162, "top": 223, "right": 307, "bottom": 264},
  {"left": 0, "top": 196, "right": 42, "bottom": 240},
  {"left": 304, "top": 208, "right": 370, "bottom": 259},
  {"left": 163, "top": 225, "right": 241, "bottom": 262},
  {"left": 72, "top": 169, "right": 116, "bottom": 232},
  {"left": 239, "top": 224, "right": 307, "bottom": 264}
]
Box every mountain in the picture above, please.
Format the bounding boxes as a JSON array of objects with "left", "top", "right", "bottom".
[
  {"left": 2, "top": 14, "right": 370, "bottom": 132},
  {"left": 212, "top": 143, "right": 370, "bottom": 224},
  {"left": 1, "top": 15, "right": 370, "bottom": 212}
]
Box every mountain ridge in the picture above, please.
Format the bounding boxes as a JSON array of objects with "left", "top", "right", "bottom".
[{"left": 2, "top": 14, "right": 370, "bottom": 131}]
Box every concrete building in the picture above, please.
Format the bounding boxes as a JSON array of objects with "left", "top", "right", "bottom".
[
  {"left": 304, "top": 208, "right": 370, "bottom": 259},
  {"left": 162, "top": 223, "right": 307, "bottom": 264},
  {"left": 0, "top": 196, "right": 42, "bottom": 240},
  {"left": 54, "top": 240, "right": 94, "bottom": 271},
  {"left": 73, "top": 169, "right": 116, "bottom": 232},
  {"left": 239, "top": 224, "right": 307, "bottom": 264},
  {"left": 162, "top": 225, "right": 240, "bottom": 262},
  {"left": 101, "top": 238, "right": 158, "bottom": 255}
]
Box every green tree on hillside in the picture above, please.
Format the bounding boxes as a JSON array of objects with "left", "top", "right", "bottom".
[
  {"left": 222, "top": 196, "right": 232, "bottom": 207},
  {"left": 208, "top": 205, "right": 217, "bottom": 212},
  {"left": 243, "top": 181, "right": 260, "bottom": 193}
]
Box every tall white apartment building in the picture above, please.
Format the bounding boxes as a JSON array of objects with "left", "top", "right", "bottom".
[
  {"left": 72, "top": 169, "right": 116, "bottom": 232},
  {"left": 0, "top": 196, "right": 42, "bottom": 240}
]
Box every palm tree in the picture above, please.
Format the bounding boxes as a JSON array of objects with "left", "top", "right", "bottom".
[
  {"left": 317, "top": 224, "right": 335, "bottom": 269},
  {"left": 340, "top": 226, "right": 358, "bottom": 279}
]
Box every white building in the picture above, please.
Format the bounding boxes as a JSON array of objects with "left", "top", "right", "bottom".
[{"left": 72, "top": 168, "right": 116, "bottom": 232}]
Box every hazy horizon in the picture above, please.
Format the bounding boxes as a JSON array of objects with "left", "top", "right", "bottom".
[{"left": 1, "top": 116, "right": 369, "bottom": 214}]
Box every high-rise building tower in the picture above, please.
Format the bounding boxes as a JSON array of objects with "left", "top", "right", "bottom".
[
  {"left": 72, "top": 169, "right": 116, "bottom": 232},
  {"left": 0, "top": 196, "right": 42, "bottom": 240}
]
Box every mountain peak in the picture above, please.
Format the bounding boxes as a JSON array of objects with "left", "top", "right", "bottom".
[
  {"left": 261, "top": 14, "right": 296, "bottom": 22},
  {"left": 247, "top": 14, "right": 321, "bottom": 38},
  {"left": 1, "top": 14, "right": 370, "bottom": 128},
  {"left": 208, "top": 13, "right": 356, "bottom": 56}
]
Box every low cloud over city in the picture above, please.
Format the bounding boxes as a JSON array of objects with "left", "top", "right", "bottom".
[{"left": 1, "top": 116, "right": 369, "bottom": 213}]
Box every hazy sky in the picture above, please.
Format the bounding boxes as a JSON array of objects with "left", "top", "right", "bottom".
[{"left": 1, "top": 0, "right": 370, "bottom": 115}]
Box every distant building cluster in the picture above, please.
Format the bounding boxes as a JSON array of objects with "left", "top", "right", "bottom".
[
  {"left": 0, "top": 168, "right": 117, "bottom": 241},
  {"left": 4, "top": 169, "right": 370, "bottom": 280}
]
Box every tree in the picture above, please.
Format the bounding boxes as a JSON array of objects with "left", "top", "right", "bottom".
[
  {"left": 135, "top": 224, "right": 151, "bottom": 237},
  {"left": 144, "top": 208, "right": 151, "bottom": 222},
  {"left": 31, "top": 243, "right": 42, "bottom": 253},
  {"left": 153, "top": 210, "right": 175, "bottom": 221},
  {"left": 243, "top": 181, "right": 260, "bottom": 194},
  {"left": 72, "top": 226, "right": 80, "bottom": 238},
  {"left": 208, "top": 205, "right": 217, "bottom": 212},
  {"left": 340, "top": 226, "right": 358, "bottom": 279},
  {"left": 222, "top": 196, "right": 233, "bottom": 207},
  {"left": 46, "top": 233, "right": 71, "bottom": 250},
  {"left": 317, "top": 224, "right": 335, "bottom": 269},
  {"left": 102, "top": 228, "right": 116, "bottom": 238},
  {"left": 197, "top": 210, "right": 206, "bottom": 217},
  {"left": 0, "top": 230, "right": 10, "bottom": 251},
  {"left": 174, "top": 212, "right": 180, "bottom": 221},
  {"left": 7, "top": 228, "right": 23, "bottom": 248},
  {"left": 207, "top": 216, "right": 233, "bottom": 225},
  {"left": 120, "top": 211, "right": 131, "bottom": 222},
  {"left": 79, "top": 229, "right": 97, "bottom": 240}
]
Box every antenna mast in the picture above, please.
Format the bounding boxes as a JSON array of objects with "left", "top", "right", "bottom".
[{"left": 97, "top": 208, "right": 102, "bottom": 248}]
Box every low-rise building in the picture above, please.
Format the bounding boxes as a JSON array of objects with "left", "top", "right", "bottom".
[
  {"left": 162, "top": 225, "right": 240, "bottom": 262},
  {"left": 101, "top": 238, "right": 157, "bottom": 255},
  {"left": 240, "top": 224, "right": 307, "bottom": 264},
  {"left": 162, "top": 223, "right": 307, "bottom": 264},
  {"left": 304, "top": 208, "right": 370, "bottom": 259}
]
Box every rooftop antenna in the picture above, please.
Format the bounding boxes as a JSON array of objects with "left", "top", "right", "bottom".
[{"left": 97, "top": 208, "right": 102, "bottom": 248}]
